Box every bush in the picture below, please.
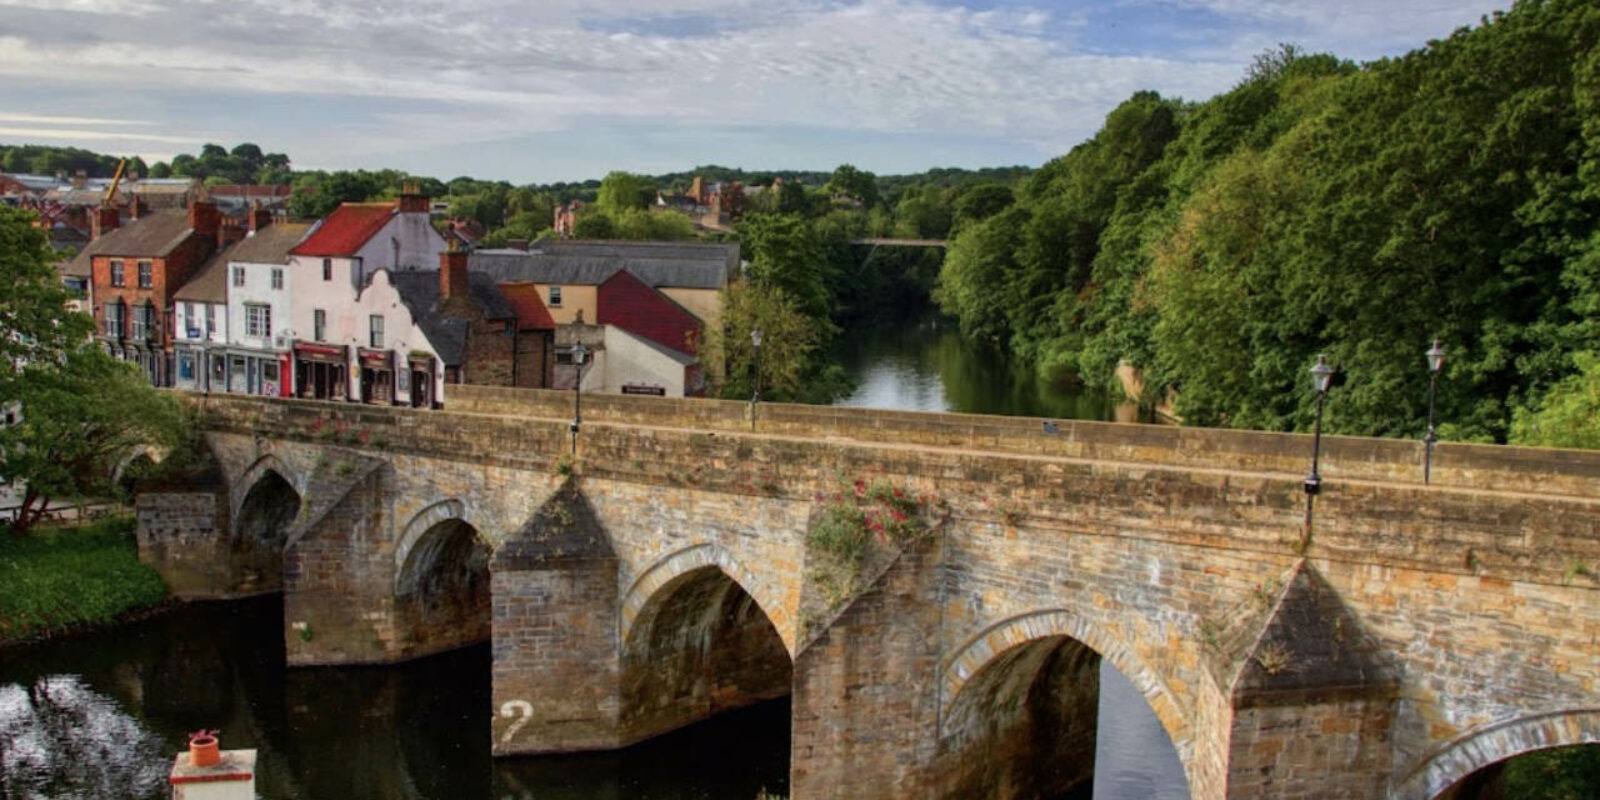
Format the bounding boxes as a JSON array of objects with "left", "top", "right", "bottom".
[{"left": 0, "top": 515, "right": 167, "bottom": 641}]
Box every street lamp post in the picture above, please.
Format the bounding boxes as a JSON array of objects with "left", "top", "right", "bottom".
[
  {"left": 569, "top": 341, "right": 588, "bottom": 456},
  {"left": 1424, "top": 339, "right": 1445, "bottom": 485},
  {"left": 751, "top": 326, "right": 763, "bottom": 404},
  {"left": 1303, "top": 354, "right": 1335, "bottom": 536}
]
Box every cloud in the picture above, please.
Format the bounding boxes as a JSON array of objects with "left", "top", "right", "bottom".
[{"left": 0, "top": 0, "right": 1512, "bottom": 178}]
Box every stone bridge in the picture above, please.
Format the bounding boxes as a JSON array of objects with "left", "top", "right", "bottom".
[{"left": 135, "top": 385, "right": 1600, "bottom": 800}]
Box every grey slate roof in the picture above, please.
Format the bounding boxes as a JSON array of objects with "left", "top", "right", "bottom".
[
  {"left": 173, "top": 223, "right": 311, "bottom": 303},
  {"left": 388, "top": 270, "right": 516, "bottom": 366},
  {"left": 470, "top": 239, "right": 738, "bottom": 290},
  {"left": 63, "top": 210, "right": 193, "bottom": 277}
]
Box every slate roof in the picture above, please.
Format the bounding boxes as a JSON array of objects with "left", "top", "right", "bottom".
[
  {"left": 388, "top": 270, "right": 516, "bottom": 366},
  {"left": 173, "top": 223, "right": 310, "bottom": 303},
  {"left": 63, "top": 210, "right": 193, "bottom": 276},
  {"left": 471, "top": 239, "right": 738, "bottom": 290},
  {"left": 229, "top": 222, "right": 312, "bottom": 264},
  {"left": 290, "top": 203, "right": 394, "bottom": 257}
]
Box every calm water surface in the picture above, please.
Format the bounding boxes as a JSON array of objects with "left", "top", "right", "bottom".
[{"left": 0, "top": 597, "right": 789, "bottom": 800}]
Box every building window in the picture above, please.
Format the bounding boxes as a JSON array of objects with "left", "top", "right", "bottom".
[
  {"left": 184, "top": 302, "right": 199, "bottom": 338},
  {"left": 178, "top": 352, "right": 194, "bottom": 381},
  {"left": 110, "top": 260, "right": 124, "bottom": 287},
  {"left": 103, "top": 301, "right": 124, "bottom": 337},
  {"left": 314, "top": 309, "right": 326, "bottom": 342},
  {"left": 131, "top": 304, "right": 154, "bottom": 341},
  {"left": 322, "top": 258, "right": 332, "bottom": 281},
  {"left": 369, "top": 315, "right": 384, "bottom": 348},
  {"left": 232, "top": 266, "right": 245, "bottom": 288},
  {"left": 205, "top": 304, "right": 215, "bottom": 337},
  {"left": 245, "top": 303, "right": 271, "bottom": 338},
  {"left": 137, "top": 260, "right": 152, "bottom": 289},
  {"left": 271, "top": 268, "right": 284, "bottom": 290},
  {"left": 549, "top": 286, "right": 562, "bottom": 307}
]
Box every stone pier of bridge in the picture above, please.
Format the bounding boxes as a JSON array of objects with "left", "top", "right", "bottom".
[{"left": 134, "top": 385, "right": 1600, "bottom": 800}]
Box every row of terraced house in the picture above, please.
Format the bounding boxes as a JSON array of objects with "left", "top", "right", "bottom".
[{"left": 58, "top": 183, "right": 736, "bottom": 406}]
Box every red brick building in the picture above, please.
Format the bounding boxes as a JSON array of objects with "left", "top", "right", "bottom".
[{"left": 68, "top": 203, "right": 222, "bottom": 385}]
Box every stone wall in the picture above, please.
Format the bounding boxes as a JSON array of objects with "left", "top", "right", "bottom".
[
  {"left": 135, "top": 489, "right": 235, "bottom": 597},
  {"left": 187, "top": 393, "right": 1600, "bottom": 799}
]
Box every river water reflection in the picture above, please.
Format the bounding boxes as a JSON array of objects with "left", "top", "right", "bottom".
[{"left": 0, "top": 597, "right": 790, "bottom": 800}]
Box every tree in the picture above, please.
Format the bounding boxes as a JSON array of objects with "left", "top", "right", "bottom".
[
  {"left": 739, "top": 213, "right": 831, "bottom": 321},
  {"left": 700, "top": 281, "right": 824, "bottom": 403},
  {"left": 1, "top": 348, "right": 183, "bottom": 531},
  {"left": 1511, "top": 351, "right": 1600, "bottom": 449},
  {"left": 825, "top": 164, "right": 881, "bottom": 208},
  {"left": 596, "top": 171, "right": 656, "bottom": 215},
  {"left": 952, "top": 183, "right": 1015, "bottom": 228},
  {"left": 0, "top": 208, "right": 181, "bottom": 532},
  {"left": 0, "top": 207, "right": 94, "bottom": 398}
]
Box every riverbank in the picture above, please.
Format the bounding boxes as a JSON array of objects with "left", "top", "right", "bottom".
[{"left": 0, "top": 515, "right": 170, "bottom": 646}]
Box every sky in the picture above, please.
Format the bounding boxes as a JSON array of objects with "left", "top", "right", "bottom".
[{"left": 0, "top": 0, "right": 1511, "bottom": 183}]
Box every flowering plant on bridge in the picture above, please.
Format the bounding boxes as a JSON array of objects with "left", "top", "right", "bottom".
[{"left": 805, "top": 478, "right": 942, "bottom": 622}]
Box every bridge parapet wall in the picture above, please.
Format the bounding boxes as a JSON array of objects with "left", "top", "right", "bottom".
[{"left": 445, "top": 385, "right": 1600, "bottom": 498}]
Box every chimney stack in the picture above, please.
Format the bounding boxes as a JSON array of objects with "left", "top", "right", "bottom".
[
  {"left": 218, "top": 216, "right": 246, "bottom": 249},
  {"left": 439, "top": 240, "right": 469, "bottom": 300},
  {"left": 247, "top": 201, "right": 272, "bottom": 235},
  {"left": 398, "top": 180, "right": 430, "bottom": 214},
  {"left": 91, "top": 207, "right": 120, "bottom": 240},
  {"left": 189, "top": 200, "right": 221, "bottom": 239}
]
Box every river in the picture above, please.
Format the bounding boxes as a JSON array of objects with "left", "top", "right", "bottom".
[{"left": 834, "top": 313, "right": 1190, "bottom": 800}]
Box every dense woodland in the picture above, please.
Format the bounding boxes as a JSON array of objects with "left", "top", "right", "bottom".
[{"left": 938, "top": 0, "right": 1598, "bottom": 446}]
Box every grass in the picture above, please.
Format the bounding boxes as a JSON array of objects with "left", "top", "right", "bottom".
[{"left": 0, "top": 515, "right": 168, "bottom": 642}]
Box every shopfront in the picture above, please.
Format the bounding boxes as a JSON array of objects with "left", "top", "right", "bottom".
[
  {"left": 358, "top": 348, "right": 395, "bottom": 405},
  {"left": 225, "top": 350, "right": 286, "bottom": 397},
  {"left": 294, "top": 342, "right": 349, "bottom": 401},
  {"left": 405, "top": 353, "right": 437, "bottom": 408}
]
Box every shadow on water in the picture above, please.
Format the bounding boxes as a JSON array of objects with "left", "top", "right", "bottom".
[{"left": 0, "top": 596, "right": 789, "bottom": 800}]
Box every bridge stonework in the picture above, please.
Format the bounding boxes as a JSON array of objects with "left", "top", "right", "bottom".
[{"left": 148, "top": 386, "right": 1600, "bottom": 800}]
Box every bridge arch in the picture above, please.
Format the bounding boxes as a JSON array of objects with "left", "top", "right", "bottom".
[
  {"left": 1392, "top": 709, "right": 1600, "bottom": 800},
  {"left": 618, "top": 544, "right": 793, "bottom": 745},
  {"left": 938, "top": 609, "right": 1193, "bottom": 796},
  {"left": 231, "top": 453, "right": 303, "bottom": 524},
  {"left": 620, "top": 543, "right": 793, "bottom": 656},
  {"left": 393, "top": 499, "right": 471, "bottom": 589},
  {"left": 392, "top": 502, "right": 493, "bottom": 656}
]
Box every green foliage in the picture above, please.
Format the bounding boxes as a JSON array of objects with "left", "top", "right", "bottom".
[
  {"left": 1501, "top": 745, "right": 1600, "bottom": 800},
  {"left": 0, "top": 516, "right": 167, "bottom": 641},
  {"left": 160, "top": 141, "right": 289, "bottom": 184},
  {"left": 740, "top": 213, "right": 832, "bottom": 320},
  {"left": 702, "top": 281, "right": 838, "bottom": 403},
  {"left": 824, "top": 164, "right": 881, "bottom": 208},
  {"left": 1511, "top": 351, "right": 1600, "bottom": 448},
  {"left": 0, "top": 349, "right": 184, "bottom": 531},
  {"left": 596, "top": 171, "right": 657, "bottom": 215},
  {"left": 0, "top": 206, "right": 95, "bottom": 398},
  {"left": 0, "top": 144, "right": 123, "bottom": 178},
  {"left": 805, "top": 479, "right": 938, "bottom": 613},
  {"left": 934, "top": 1, "right": 1600, "bottom": 441},
  {"left": 289, "top": 170, "right": 385, "bottom": 219}
]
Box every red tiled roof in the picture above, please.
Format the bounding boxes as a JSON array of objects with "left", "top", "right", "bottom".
[
  {"left": 290, "top": 202, "right": 394, "bottom": 257},
  {"left": 498, "top": 282, "right": 557, "bottom": 330}
]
